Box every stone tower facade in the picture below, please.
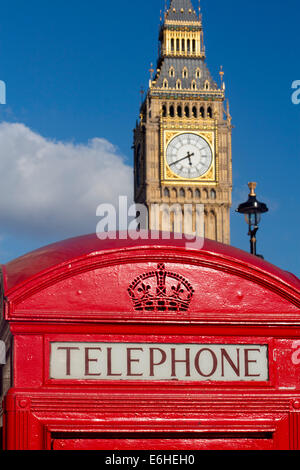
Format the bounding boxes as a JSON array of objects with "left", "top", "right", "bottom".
[{"left": 133, "top": 0, "right": 232, "bottom": 243}]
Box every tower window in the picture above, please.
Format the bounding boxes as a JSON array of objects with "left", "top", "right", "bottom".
[
  {"left": 191, "top": 80, "right": 197, "bottom": 90},
  {"left": 179, "top": 188, "right": 185, "bottom": 198},
  {"left": 169, "top": 105, "right": 175, "bottom": 117},
  {"left": 169, "top": 67, "right": 175, "bottom": 78},
  {"left": 177, "top": 105, "right": 182, "bottom": 117},
  {"left": 187, "top": 39, "right": 190, "bottom": 53},
  {"left": 205, "top": 80, "right": 210, "bottom": 90},
  {"left": 176, "top": 39, "right": 180, "bottom": 52},
  {"left": 171, "top": 38, "right": 175, "bottom": 52},
  {"left": 192, "top": 106, "right": 197, "bottom": 118},
  {"left": 182, "top": 67, "right": 188, "bottom": 79},
  {"left": 192, "top": 39, "right": 196, "bottom": 53},
  {"left": 163, "top": 79, "right": 168, "bottom": 89},
  {"left": 210, "top": 189, "right": 216, "bottom": 200},
  {"left": 207, "top": 106, "right": 213, "bottom": 118},
  {"left": 184, "top": 106, "right": 190, "bottom": 118},
  {"left": 176, "top": 80, "right": 182, "bottom": 89},
  {"left": 162, "top": 105, "right": 167, "bottom": 117},
  {"left": 171, "top": 188, "right": 177, "bottom": 198},
  {"left": 200, "top": 106, "right": 205, "bottom": 118},
  {"left": 195, "top": 188, "right": 201, "bottom": 199},
  {"left": 164, "top": 187, "right": 170, "bottom": 198},
  {"left": 195, "top": 68, "right": 201, "bottom": 79}
]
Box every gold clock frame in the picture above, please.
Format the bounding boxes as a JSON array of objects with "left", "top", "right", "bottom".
[{"left": 160, "top": 118, "right": 219, "bottom": 186}]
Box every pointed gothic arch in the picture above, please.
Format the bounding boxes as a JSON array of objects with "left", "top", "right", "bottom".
[
  {"left": 210, "top": 189, "right": 217, "bottom": 200},
  {"left": 182, "top": 67, "right": 188, "bottom": 79},
  {"left": 202, "top": 188, "right": 208, "bottom": 199},
  {"left": 171, "top": 187, "right": 177, "bottom": 199},
  {"left": 187, "top": 188, "right": 193, "bottom": 199},
  {"left": 163, "top": 187, "right": 170, "bottom": 198},
  {"left": 169, "top": 66, "right": 175, "bottom": 78}
]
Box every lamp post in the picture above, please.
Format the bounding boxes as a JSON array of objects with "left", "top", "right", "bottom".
[{"left": 236, "top": 182, "right": 269, "bottom": 258}]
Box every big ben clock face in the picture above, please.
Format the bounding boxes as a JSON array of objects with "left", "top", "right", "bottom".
[{"left": 166, "top": 133, "right": 213, "bottom": 179}]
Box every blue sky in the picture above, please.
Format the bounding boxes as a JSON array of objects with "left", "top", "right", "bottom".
[{"left": 0, "top": 0, "right": 299, "bottom": 277}]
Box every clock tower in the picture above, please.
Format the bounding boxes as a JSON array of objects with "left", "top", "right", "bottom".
[{"left": 133, "top": 0, "right": 232, "bottom": 243}]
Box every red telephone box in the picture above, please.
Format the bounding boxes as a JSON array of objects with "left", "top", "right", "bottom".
[{"left": 1, "top": 233, "right": 300, "bottom": 450}]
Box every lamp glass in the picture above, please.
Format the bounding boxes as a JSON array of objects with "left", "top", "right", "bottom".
[{"left": 244, "top": 212, "right": 261, "bottom": 226}]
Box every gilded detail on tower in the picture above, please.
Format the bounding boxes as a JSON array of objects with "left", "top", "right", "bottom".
[{"left": 133, "top": 0, "right": 232, "bottom": 244}]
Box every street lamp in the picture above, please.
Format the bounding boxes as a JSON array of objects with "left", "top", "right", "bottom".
[{"left": 236, "top": 182, "right": 269, "bottom": 258}]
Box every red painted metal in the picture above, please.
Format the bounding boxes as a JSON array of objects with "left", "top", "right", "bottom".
[{"left": 1, "top": 232, "right": 300, "bottom": 450}]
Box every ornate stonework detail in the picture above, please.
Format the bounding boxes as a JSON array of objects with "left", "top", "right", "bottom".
[
  {"left": 201, "top": 165, "right": 214, "bottom": 180},
  {"left": 165, "top": 132, "right": 178, "bottom": 144},
  {"left": 166, "top": 166, "right": 179, "bottom": 179}
]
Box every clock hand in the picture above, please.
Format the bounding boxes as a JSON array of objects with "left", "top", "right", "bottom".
[{"left": 170, "top": 152, "right": 195, "bottom": 167}]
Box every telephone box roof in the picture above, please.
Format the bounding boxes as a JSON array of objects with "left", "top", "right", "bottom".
[{"left": 2, "top": 232, "right": 300, "bottom": 295}]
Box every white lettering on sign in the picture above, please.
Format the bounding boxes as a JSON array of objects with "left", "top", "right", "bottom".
[{"left": 50, "top": 343, "right": 269, "bottom": 382}]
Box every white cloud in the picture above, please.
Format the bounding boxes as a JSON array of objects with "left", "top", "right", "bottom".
[{"left": 0, "top": 122, "right": 133, "bottom": 238}]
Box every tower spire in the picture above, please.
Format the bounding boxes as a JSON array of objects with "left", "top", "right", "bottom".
[
  {"left": 166, "top": 0, "right": 199, "bottom": 22},
  {"left": 198, "top": 0, "right": 202, "bottom": 20}
]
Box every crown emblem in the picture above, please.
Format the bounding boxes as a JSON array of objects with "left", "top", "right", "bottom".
[{"left": 128, "top": 263, "right": 194, "bottom": 313}]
